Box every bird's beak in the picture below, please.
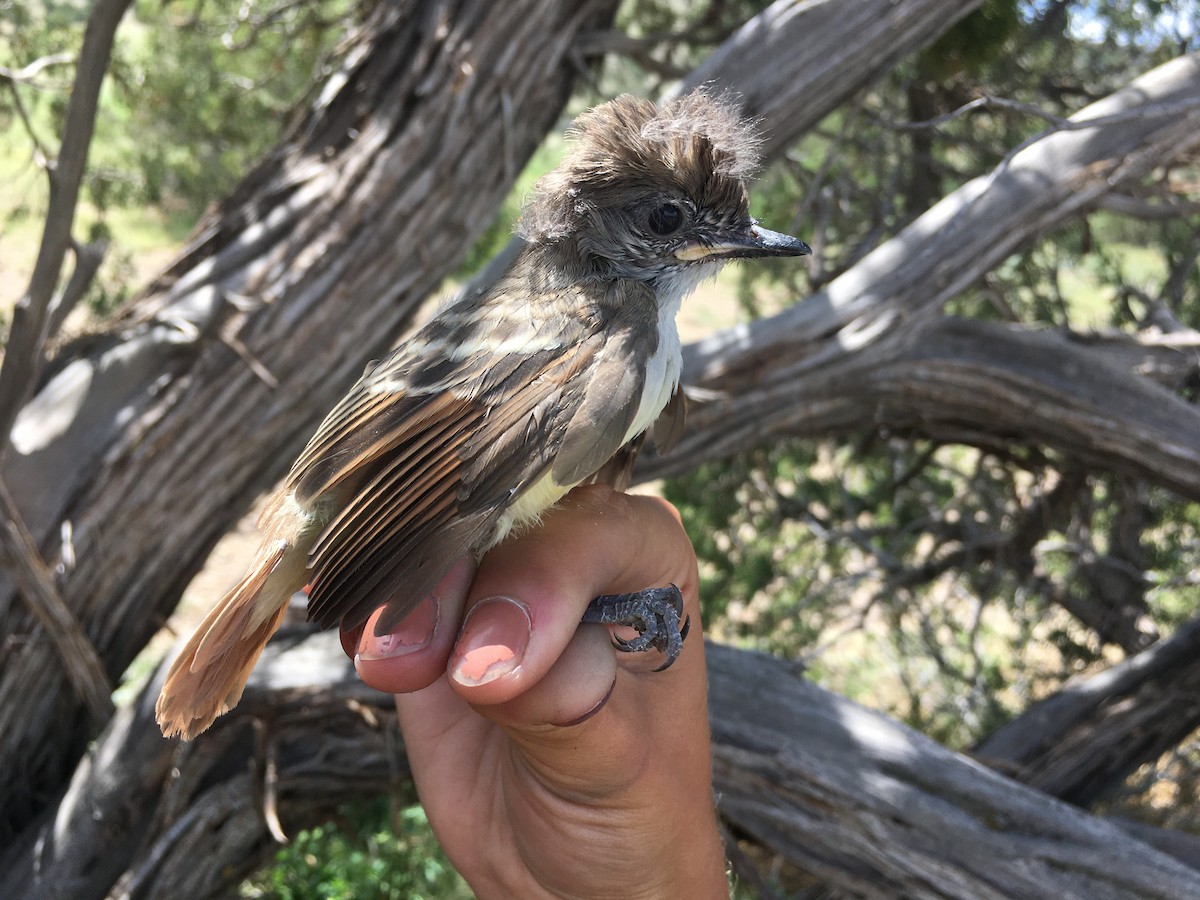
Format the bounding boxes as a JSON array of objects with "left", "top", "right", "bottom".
[{"left": 675, "top": 224, "right": 812, "bottom": 262}]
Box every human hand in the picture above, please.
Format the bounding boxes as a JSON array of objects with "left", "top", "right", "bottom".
[{"left": 340, "top": 484, "right": 728, "bottom": 899}]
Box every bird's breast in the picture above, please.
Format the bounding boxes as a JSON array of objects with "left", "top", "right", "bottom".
[
  {"left": 623, "top": 287, "right": 684, "bottom": 445},
  {"left": 491, "top": 470, "right": 573, "bottom": 547}
]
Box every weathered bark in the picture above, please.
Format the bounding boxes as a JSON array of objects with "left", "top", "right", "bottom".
[
  {"left": 7, "top": 633, "right": 1197, "bottom": 899},
  {"left": 667, "top": 0, "right": 985, "bottom": 159},
  {"left": 639, "top": 53, "right": 1200, "bottom": 495},
  {"left": 975, "top": 616, "right": 1200, "bottom": 808},
  {"left": 656, "top": 315, "right": 1200, "bottom": 498},
  {"left": 705, "top": 642, "right": 1200, "bottom": 900},
  {"left": 0, "top": 625, "right": 404, "bottom": 900},
  {"left": 0, "top": 0, "right": 620, "bottom": 844},
  {"left": 0, "top": 478, "right": 112, "bottom": 721},
  {"left": 0, "top": 0, "right": 983, "bottom": 848}
]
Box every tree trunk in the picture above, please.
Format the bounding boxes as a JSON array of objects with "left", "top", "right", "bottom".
[
  {"left": 0, "top": 0, "right": 621, "bottom": 845},
  {"left": 7, "top": 632, "right": 1197, "bottom": 899},
  {"left": 0, "top": 0, "right": 982, "bottom": 848},
  {"left": 705, "top": 641, "right": 1200, "bottom": 900},
  {"left": 639, "top": 53, "right": 1200, "bottom": 497},
  {"left": 975, "top": 616, "right": 1200, "bottom": 809}
]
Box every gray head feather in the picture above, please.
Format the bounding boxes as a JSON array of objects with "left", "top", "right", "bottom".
[{"left": 518, "top": 91, "right": 761, "bottom": 249}]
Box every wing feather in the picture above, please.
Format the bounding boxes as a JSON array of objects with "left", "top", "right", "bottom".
[
  {"left": 552, "top": 355, "right": 644, "bottom": 486},
  {"left": 298, "top": 337, "right": 594, "bottom": 632},
  {"left": 288, "top": 275, "right": 671, "bottom": 636},
  {"left": 652, "top": 384, "right": 687, "bottom": 453}
]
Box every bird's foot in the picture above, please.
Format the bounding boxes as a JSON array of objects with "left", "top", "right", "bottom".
[{"left": 580, "top": 584, "right": 691, "bottom": 670}]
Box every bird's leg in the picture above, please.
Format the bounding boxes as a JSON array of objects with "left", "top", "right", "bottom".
[{"left": 580, "top": 584, "right": 691, "bottom": 670}]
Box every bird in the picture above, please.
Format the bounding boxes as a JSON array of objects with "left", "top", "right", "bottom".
[{"left": 155, "top": 90, "right": 811, "bottom": 740}]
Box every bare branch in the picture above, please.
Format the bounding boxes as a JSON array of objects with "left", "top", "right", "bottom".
[
  {"left": 639, "top": 53, "right": 1200, "bottom": 496},
  {"left": 0, "top": 478, "right": 113, "bottom": 721},
  {"left": 0, "top": 0, "right": 134, "bottom": 455},
  {"left": 0, "top": 51, "right": 75, "bottom": 85},
  {"left": 976, "top": 617, "right": 1200, "bottom": 808},
  {"left": 652, "top": 316, "right": 1200, "bottom": 500},
  {"left": 3, "top": 79, "right": 51, "bottom": 163},
  {"left": 1099, "top": 192, "right": 1200, "bottom": 219},
  {"left": 707, "top": 641, "right": 1200, "bottom": 899},
  {"left": 44, "top": 238, "right": 109, "bottom": 340}
]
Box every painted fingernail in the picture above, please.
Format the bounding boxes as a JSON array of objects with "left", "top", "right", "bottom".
[
  {"left": 356, "top": 595, "right": 439, "bottom": 660},
  {"left": 451, "top": 596, "right": 531, "bottom": 687}
]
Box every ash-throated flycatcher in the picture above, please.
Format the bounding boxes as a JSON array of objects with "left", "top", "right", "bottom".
[{"left": 156, "top": 91, "right": 810, "bottom": 740}]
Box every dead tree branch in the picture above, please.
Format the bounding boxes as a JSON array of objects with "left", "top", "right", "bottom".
[
  {"left": 0, "top": 478, "right": 113, "bottom": 720},
  {"left": 975, "top": 616, "right": 1200, "bottom": 808},
  {"left": 640, "top": 54, "right": 1200, "bottom": 498},
  {"left": 7, "top": 632, "right": 1197, "bottom": 898},
  {"left": 0, "top": 0, "right": 620, "bottom": 847},
  {"left": 706, "top": 641, "right": 1200, "bottom": 900},
  {"left": 0, "top": 0, "right": 133, "bottom": 450}
]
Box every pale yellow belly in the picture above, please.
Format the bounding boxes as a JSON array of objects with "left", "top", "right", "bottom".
[{"left": 490, "top": 471, "right": 573, "bottom": 547}]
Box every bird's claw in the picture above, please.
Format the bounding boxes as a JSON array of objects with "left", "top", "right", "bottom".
[{"left": 580, "top": 584, "right": 691, "bottom": 670}]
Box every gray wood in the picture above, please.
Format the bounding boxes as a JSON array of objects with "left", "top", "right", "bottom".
[
  {"left": 670, "top": 0, "right": 984, "bottom": 159},
  {"left": 7, "top": 631, "right": 1196, "bottom": 898},
  {"left": 706, "top": 641, "right": 1200, "bottom": 900},
  {"left": 975, "top": 617, "right": 1200, "bottom": 807},
  {"left": 0, "top": 0, "right": 621, "bottom": 848},
  {"left": 638, "top": 53, "right": 1200, "bottom": 500}
]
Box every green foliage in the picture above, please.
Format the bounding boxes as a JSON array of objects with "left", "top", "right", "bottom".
[
  {"left": 667, "top": 441, "right": 1082, "bottom": 747},
  {"left": 667, "top": 0, "right": 1200, "bottom": 790},
  {"left": 6, "top": 0, "right": 1200, "bottom": 882},
  {"left": 921, "top": 0, "right": 1024, "bottom": 79},
  {"left": 0, "top": 0, "right": 354, "bottom": 320},
  {"left": 243, "top": 800, "right": 469, "bottom": 900},
  {"left": 110, "top": 0, "right": 356, "bottom": 217}
]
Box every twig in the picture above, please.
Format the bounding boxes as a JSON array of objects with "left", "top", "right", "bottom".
[
  {"left": 0, "top": 477, "right": 114, "bottom": 721},
  {"left": 872, "top": 90, "right": 1200, "bottom": 143},
  {"left": 262, "top": 730, "right": 288, "bottom": 843},
  {"left": 4, "top": 79, "right": 51, "bottom": 163},
  {"left": 45, "top": 238, "right": 109, "bottom": 339},
  {"left": 0, "top": 51, "right": 76, "bottom": 85},
  {"left": 219, "top": 330, "right": 280, "bottom": 389}
]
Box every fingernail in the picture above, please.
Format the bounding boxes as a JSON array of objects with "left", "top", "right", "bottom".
[
  {"left": 554, "top": 678, "right": 616, "bottom": 728},
  {"left": 356, "top": 595, "right": 439, "bottom": 660},
  {"left": 451, "top": 596, "right": 531, "bottom": 687}
]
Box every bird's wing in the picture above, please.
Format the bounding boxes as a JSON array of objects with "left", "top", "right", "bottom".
[
  {"left": 652, "top": 384, "right": 687, "bottom": 454},
  {"left": 547, "top": 280, "right": 664, "bottom": 486},
  {"left": 290, "top": 280, "right": 658, "bottom": 634},
  {"left": 585, "top": 385, "right": 686, "bottom": 490}
]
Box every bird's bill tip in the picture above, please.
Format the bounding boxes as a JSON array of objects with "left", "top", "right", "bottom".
[{"left": 674, "top": 225, "right": 812, "bottom": 262}]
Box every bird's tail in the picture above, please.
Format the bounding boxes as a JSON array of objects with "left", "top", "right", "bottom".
[{"left": 156, "top": 537, "right": 309, "bottom": 740}]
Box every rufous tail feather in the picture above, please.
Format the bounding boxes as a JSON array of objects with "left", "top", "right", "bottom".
[{"left": 155, "top": 537, "right": 309, "bottom": 740}]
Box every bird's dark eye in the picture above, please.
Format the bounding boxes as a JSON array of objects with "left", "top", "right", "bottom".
[{"left": 647, "top": 202, "right": 683, "bottom": 236}]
